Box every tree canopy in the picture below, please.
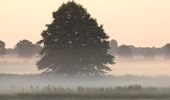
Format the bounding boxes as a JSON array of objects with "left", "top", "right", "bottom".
[
  {"left": 109, "top": 39, "right": 118, "bottom": 55},
  {"left": 163, "top": 43, "right": 170, "bottom": 59},
  {"left": 37, "top": 1, "right": 114, "bottom": 75},
  {"left": 15, "top": 39, "right": 36, "bottom": 58},
  {"left": 0, "top": 40, "right": 6, "bottom": 57},
  {"left": 110, "top": 39, "right": 118, "bottom": 47},
  {"left": 118, "top": 45, "right": 133, "bottom": 57}
]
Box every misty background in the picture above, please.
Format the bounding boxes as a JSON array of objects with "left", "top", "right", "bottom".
[
  {"left": 0, "top": 39, "right": 170, "bottom": 76},
  {"left": 0, "top": 1, "right": 170, "bottom": 97}
]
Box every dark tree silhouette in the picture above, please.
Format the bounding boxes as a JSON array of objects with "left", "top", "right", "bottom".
[
  {"left": 0, "top": 40, "right": 6, "bottom": 57},
  {"left": 15, "top": 39, "right": 35, "bottom": 58},
  {"left": 118, "top": 45, "right": 133, "bottom": 57},
  {"left": 37, "top": 1, "right": 114, "bottom": 75},
  {"left": 163, "top": 43, "right": 170, "bottom": 59}
]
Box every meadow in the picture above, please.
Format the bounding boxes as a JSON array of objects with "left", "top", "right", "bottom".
[
  {"left": 1, "top": 56, "right": 170, "bottom": 100},
  {"left": 1, "top": 85, "right": 170, "bottom": 100}
]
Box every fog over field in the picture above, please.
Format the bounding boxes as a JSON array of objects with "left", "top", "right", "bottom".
[
  {"left": 1, "top": 0, "right": 170, "bottom": 99},
  {"left": 0, "top": 55, "right": 170, "bottom": 76},
  {"left": 111, "top": 57, "right": 170, "bottom": 76},
  {"left": 0, "top": 55, "right": 40, "bottom": 74},
  {"left": 0, "top": 55, "right": 170, "bottom": 94}
]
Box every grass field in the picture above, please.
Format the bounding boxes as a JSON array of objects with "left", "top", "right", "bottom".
[
  {"left": 1, "top": 85, "right": 170, "bottom": 100},
  {"left": 1, "top": 74, "right": 170, "bottom": 100}
]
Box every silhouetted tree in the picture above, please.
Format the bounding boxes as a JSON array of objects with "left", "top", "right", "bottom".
[
  {"left": 15, "top": 40, "right": 35, "bottom": 58},
  {"left": 37, "top": 1, "right": 114, "bottom": 75},
  {"left": 143, "top": 51, "right": 155, "bottom": 60},
  {"left": 0, "top": 40, "right": 6, "bottom": 57},
  {"left": 163, "top": 43, "right": 170, "bottom": 59},
  {"left": 118, "top": 45, "right": 133, "bottom": 57}
]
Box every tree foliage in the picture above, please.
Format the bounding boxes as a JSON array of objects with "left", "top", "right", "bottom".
[
  {"left": 163, "top": 43, "right": 170, "bottom": 59},
  {"left": 0, "top": 40, "right": 6, "bottom": 57},
  {"left": 110, "top": 39, "right": 118, "bottom": 47},
  {"left": 118, "top": 45, "right": 133, "bottom": 57},
  {"left": 37, "top": 1, "right": 114, "bottom": 75},
  {"left": 15, "top": 39, "right": 35, "bottom": 58},
  {"left": 34, "top": 44, "right": 43, "bottom": 55},
  {"left": 109, "top": 39, "right": 118, "bottom": 55}
]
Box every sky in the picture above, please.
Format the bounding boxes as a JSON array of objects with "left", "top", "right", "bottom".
[{"left": 0, "top": 0, "right": 170, "bottom": 48}]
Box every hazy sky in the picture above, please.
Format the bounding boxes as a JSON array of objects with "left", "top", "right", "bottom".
[{"left": 0, "top": 0, "right": 170, "bottom": 48}]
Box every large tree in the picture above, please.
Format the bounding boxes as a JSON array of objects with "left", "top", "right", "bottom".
[
  {"left": 15, "top": 39, "right": 35, "bottom": 58},
  {"left": 0, "top": 40, "right": 6, "bottom": 57},
  {"left": 37, "top": 1, "right": 114, "bottom": 75}
]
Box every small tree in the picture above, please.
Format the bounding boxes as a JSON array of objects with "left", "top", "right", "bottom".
[
  {"left": 163, "top": 43, "right": 170, "bottom": 59},
  {"left": 0, "top": 40, "right": 6, "bottom": 57},
  {"left": 15, "top": 39, "right": 35, "bottom": 58},
  {"left": 37, "top": 1, "right": 114, "bottom": 75}
]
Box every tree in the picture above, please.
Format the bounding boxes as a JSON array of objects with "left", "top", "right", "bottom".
[
  {"left": 110, "top": 39, "right": 118, "bottom": 47},
  {"left": 15, "top": 39, "right": 35, "bottom": 58},
  {"left": 163, "top": 43, "right": 170, "bottom": 59},
  {"left": 108, "top": 39, "right": 118, "bottom": 55},
  {"left": 37, "top": 1, "right": 114, "bottom": 75},
  {"left": 0, "top": 40, "right": 6, "bottom": 57},
  {"left": 118, "top": 45, "right": 133, "bottom": 57},
  {"left": 34, "top": 44, "right": 42, "bottom": 55}
]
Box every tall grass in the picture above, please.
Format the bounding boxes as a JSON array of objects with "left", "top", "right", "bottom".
[{"left": 1, "top": 84, "right": 170, "bottom": 100}]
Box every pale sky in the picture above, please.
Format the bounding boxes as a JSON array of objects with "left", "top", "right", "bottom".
[{"left": 0, "top": 0, "right": 170, "bottom": 48}]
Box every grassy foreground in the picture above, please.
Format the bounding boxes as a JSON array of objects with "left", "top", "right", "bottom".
[{"left": 1, "top": 85, "right": 170, "bottom": 100}]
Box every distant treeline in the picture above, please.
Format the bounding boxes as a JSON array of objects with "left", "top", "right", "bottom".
[
  {"left": 0, "top": 39, "right": 170, "bottom": 59},
  {"left": 109, "top": 39, "right": 170, "bottom": 59},
  {"left": 0, "top": 39, "right": 42, "bottom": 58}
]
